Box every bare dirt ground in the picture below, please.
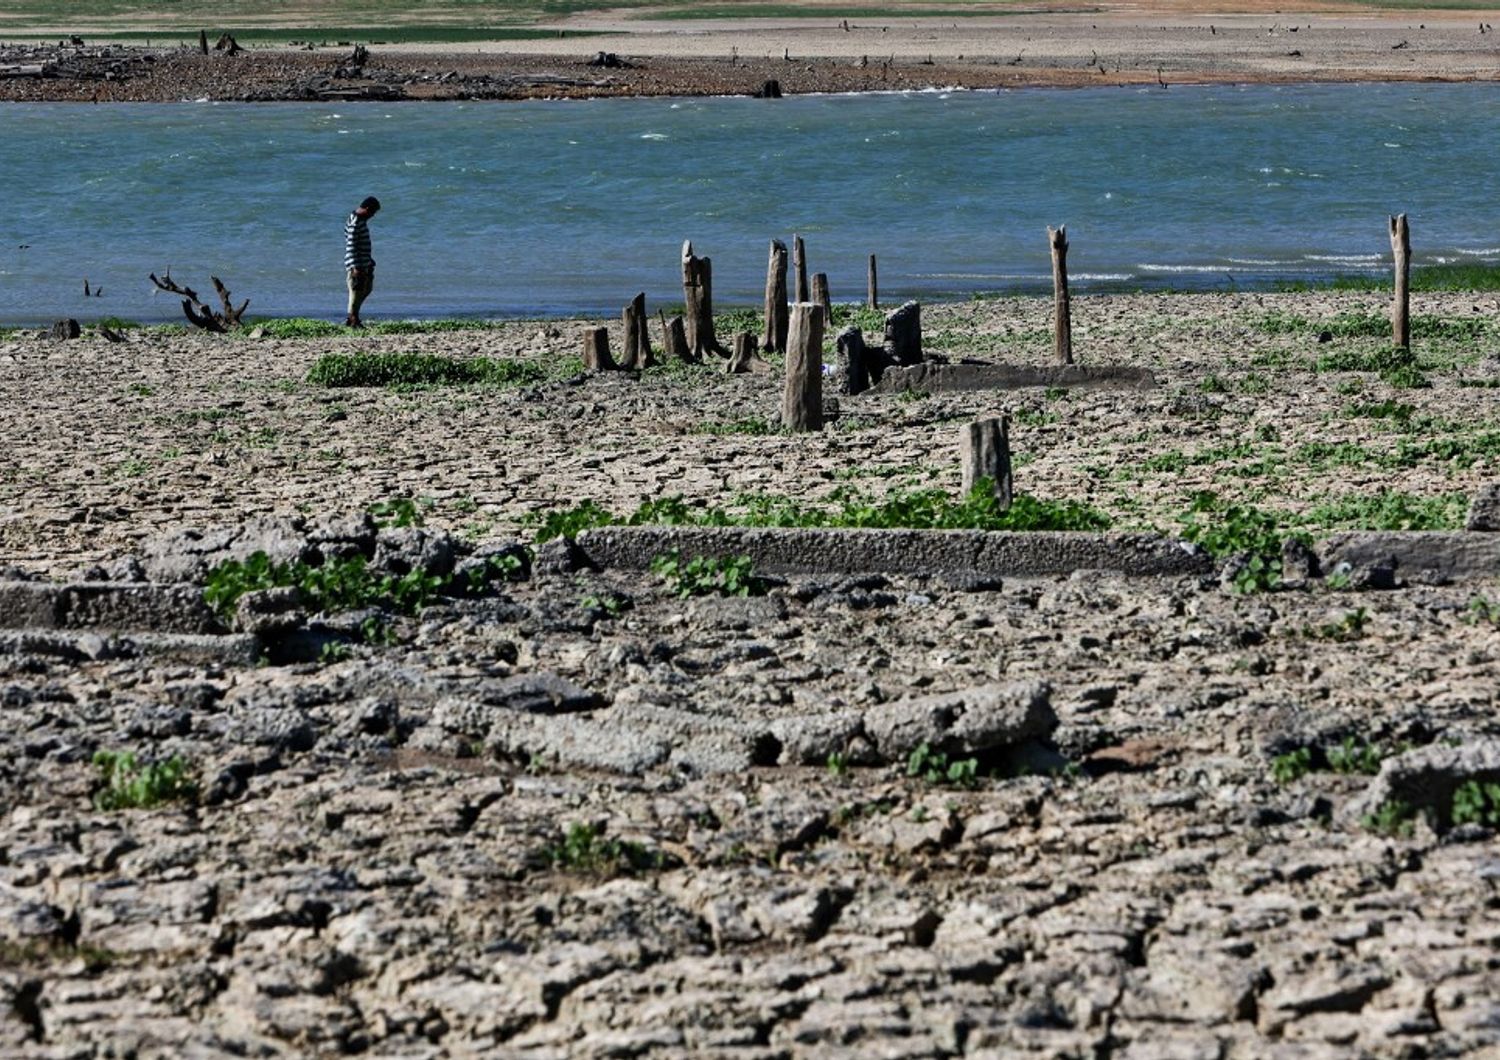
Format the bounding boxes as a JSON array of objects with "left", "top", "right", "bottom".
[
  {"left": 3, "top": 9, "right": 1500, "bottom": 101},
  {"left": 1, "top": 292, "right": 1499, "bottom": 1055}
]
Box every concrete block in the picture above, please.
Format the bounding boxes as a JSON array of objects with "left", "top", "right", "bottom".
[{"left": 870, "top": 362, "right": 1157, "bottom": 394}]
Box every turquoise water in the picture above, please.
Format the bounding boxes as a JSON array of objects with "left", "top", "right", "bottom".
[{"left": 1, "top": 84, "right": 1497, "bottom": 324}]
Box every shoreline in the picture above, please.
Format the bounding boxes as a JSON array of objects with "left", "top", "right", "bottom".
[{"left": 4, "top": 12, "right": 1500, "bottom": 102}]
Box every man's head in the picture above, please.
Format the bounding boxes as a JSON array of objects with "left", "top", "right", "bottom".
[{"left": 357, "top": 196, "right": 381, "bottom": 217}]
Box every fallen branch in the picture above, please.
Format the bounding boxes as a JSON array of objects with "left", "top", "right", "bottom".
[{"left": 149, "top": 270, "right": 249, "bottom": 332}]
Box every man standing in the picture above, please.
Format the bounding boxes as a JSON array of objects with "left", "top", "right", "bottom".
[{"left": 344, "top": 196, "right": 380, "bottom": 327}]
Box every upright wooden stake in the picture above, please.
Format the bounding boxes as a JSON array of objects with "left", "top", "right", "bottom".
[
  {"left": 812, "top": 272, "right": 832, "bottom": 325},
  {"left": 782, "top": 303, "right": 824, "bottom": 432},
  {"left": 198, "top": 29, "right": 209, "bottom": 54},
  {"left": 1390, "top": 213, "right": 1410, "bottom": 350},
  {"left": 582, "top": 326, "right": 615, "bottom": 371},
  {"left": 621, "top": 292, "right": 652, "bottom": 369},
  {"left": 762, "top": 239, "right": 789, "bottom": 354},
  {"left": 960, "top": 417, "right": 1013, "bottom": 509},
  {"left": 663, "top": 314, "right": 692, "bottom": 363},
  {"left": 682, "top": 240, "right": 728, "bottom": 359},
  {"left": 867, "top": 254, "right": 879, "bottom": 309},
  {"left": 792, "top": 234, "right": 810, "bottom": 303},
  {"left": 1048, "top": 225, "right": 1073, "bottom": 365}
]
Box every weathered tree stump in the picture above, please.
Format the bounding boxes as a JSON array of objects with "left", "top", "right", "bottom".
[
  {"left": 762, "top": 239, "right": 789, "bottom": 355},
  {"left": 198, "top": 29, "right": 209, "bottom": 55},
  {"left": 867, "top": 254, "right": 879, "bottom": 309},
  {"left": 214, "top": 33, "right": 242, "bottom": 54},
  {"left": 838, "top": 326, "right": 870, "bottom": 395},
  {"left": 1049, "top": 225, "right": 1073, "bottom": 365},
  {"left": 582, "top": 326, "right": 616, "bottom": 371},
  {"left": 727, "top": 331, "right": 772, "bottom": 374},
  {"left": 812, "top": 272, "right": 832, "bottom": 325},
  {"left": 662, "top": 314, "right": 693, "bottom": 363},
  {"left": 1390, "top": 213, "right": 1410, "bottom": 350},
  {"left": 961, "top": 417, "right": 1013, "bottom": 509},
  {"left": 883, "top": 300, "right": 922, "bottom": 366},
  {"left": 147, "top": 272, "right": 247, "bottom": 332},
  {"left": 782, "top": 303, "right": 824, "bottom": 432},
  {"left": 49, "top": 318, "right": 81, "bottom": 342},
  {"left": 621, "top": 291, "right": 652, "bottom": 369},
  {"left": 792, "top": 234, "right": 810, "bottom": 304},
  {"left": 682, "top": 240, "right": 728, "bottom": 359},
  {"left": 755, "top": 79, "right": 783, "bottom": 98}
]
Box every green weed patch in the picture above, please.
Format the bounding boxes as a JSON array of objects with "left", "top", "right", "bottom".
[
  {"left": 530, "top": 483, "right": 1110, "bottom": 543},
  {"left": 92, "top": 751, "right": 196, "bottom": 811},
  {"left": 307, "top": 352, "right": 543, "bottom": 388}
]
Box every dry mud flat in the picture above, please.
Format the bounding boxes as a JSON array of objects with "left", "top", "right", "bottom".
[
  {"left": 5, "top": 12, "right": 1500, "bottom": 102},
  {"left": 2, "top": 291, "right": 1500, "bottom": 1056}
]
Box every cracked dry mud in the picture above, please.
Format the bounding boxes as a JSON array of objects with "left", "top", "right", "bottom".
[{"left": 1, "top": 290, "right": 1499, "bottom": 1057}]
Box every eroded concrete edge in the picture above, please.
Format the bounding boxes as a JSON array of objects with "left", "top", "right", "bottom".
[
  {"left": 572, "top": 527, "right": 1213, "bottom": 578},
  {"left": 870, "top": 362, "right": 1159, "bottom": 393}
]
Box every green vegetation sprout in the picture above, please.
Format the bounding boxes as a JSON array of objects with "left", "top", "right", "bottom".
[{"left": 92, "top": 751, "right": 197, "bottom": 811}]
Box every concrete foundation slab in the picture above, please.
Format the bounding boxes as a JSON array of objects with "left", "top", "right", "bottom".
[
  {"left": 573, "top": 527, "right": 1211, "bottom": 579},
  {"left": 870, "top": 363, "right": 1158, "bottom": 393},
  {"left": 1318, "top": 532, "right": 1500, "bottom": 583}
]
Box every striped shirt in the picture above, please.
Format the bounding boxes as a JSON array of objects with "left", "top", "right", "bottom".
[{"left": 344, "top": 211, "right": 374, "bottom": 270}]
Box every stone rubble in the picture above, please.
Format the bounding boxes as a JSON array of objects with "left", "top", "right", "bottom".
[{"left": 0, "top": 291, "right": 1497, "bottom": 1055}]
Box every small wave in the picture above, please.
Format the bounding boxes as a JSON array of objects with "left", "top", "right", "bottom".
[
  {"left": 1454, "top": 247, "right": 1500, "bottom": 258},
  {"left": 1073, "top": 273, "right": 1134, "bottom": 281},
  {"left": 1227, "top": 258, "right": 1291, "bottom": 266},
  {"left": 1138, "top": 264, "right": 1242, "bottom": 274},
  {"left": 640, "top": 133, "right": 668, "bottom": 141},
  {"left": 1384, "top": 142, "right": 1402, "bottom": 149},
  {"left": 1305, "top": 254, "right": 1381, "bottom": 265}
]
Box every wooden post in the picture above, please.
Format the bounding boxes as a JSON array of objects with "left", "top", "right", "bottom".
[
  {"left": 782, "top": 303, "right": 824, "bottom": 432},
  {"left": 682, "top": 240, "right": 728, "bottom": 359},
  {"left": 1390, "top": 213, "right": 1410, "bottom": 350},
  {"left": 867, "top": 254, "right": 878, "bottom": 309},
  {"left": 621, "top": 292, "right": 652, "bottom": 369},
  {"left": 792, "top": 234, "right": 810, "bottom": 304},
  {"left": 838, "top": 326, "right": 870, "bottom": 395},
  {"left": 198, "top": 29, "right": 209, "bottom": 54},
  {"left": 960, "top": 417, "right": 1013, "bottom": 509},
  {"left": 762, "top": 239, "right": 789, "bottom": 354},
  {"left": 663, "top": 315, "right": 693, "bottom": 363},
  {"left": 812, "top": 272, "right": 832, "bottom": 325},
  {"left": 582, "top": 326, "right": 615, "bottom": 371},
  {"left": 883, "top": 301, "right": 922, "bottom": 366},
  {"left": 1049, "top": 225, "right": 1073, "bottom": 365}
]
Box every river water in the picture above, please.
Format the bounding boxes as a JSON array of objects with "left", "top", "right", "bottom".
[{"left": 1, "top": 84, "right": 1497, "bottom": 323}]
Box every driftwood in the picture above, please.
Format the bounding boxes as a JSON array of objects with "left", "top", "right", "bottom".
[
  {"left": 867, "top": 254, "right": 879, "bottom": 309},
  {"left": 215, "top": 33, "right": 242, "bottom": 55},
  {"left": 148, "top": 271, "right": 248, "bottom": 332}
]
